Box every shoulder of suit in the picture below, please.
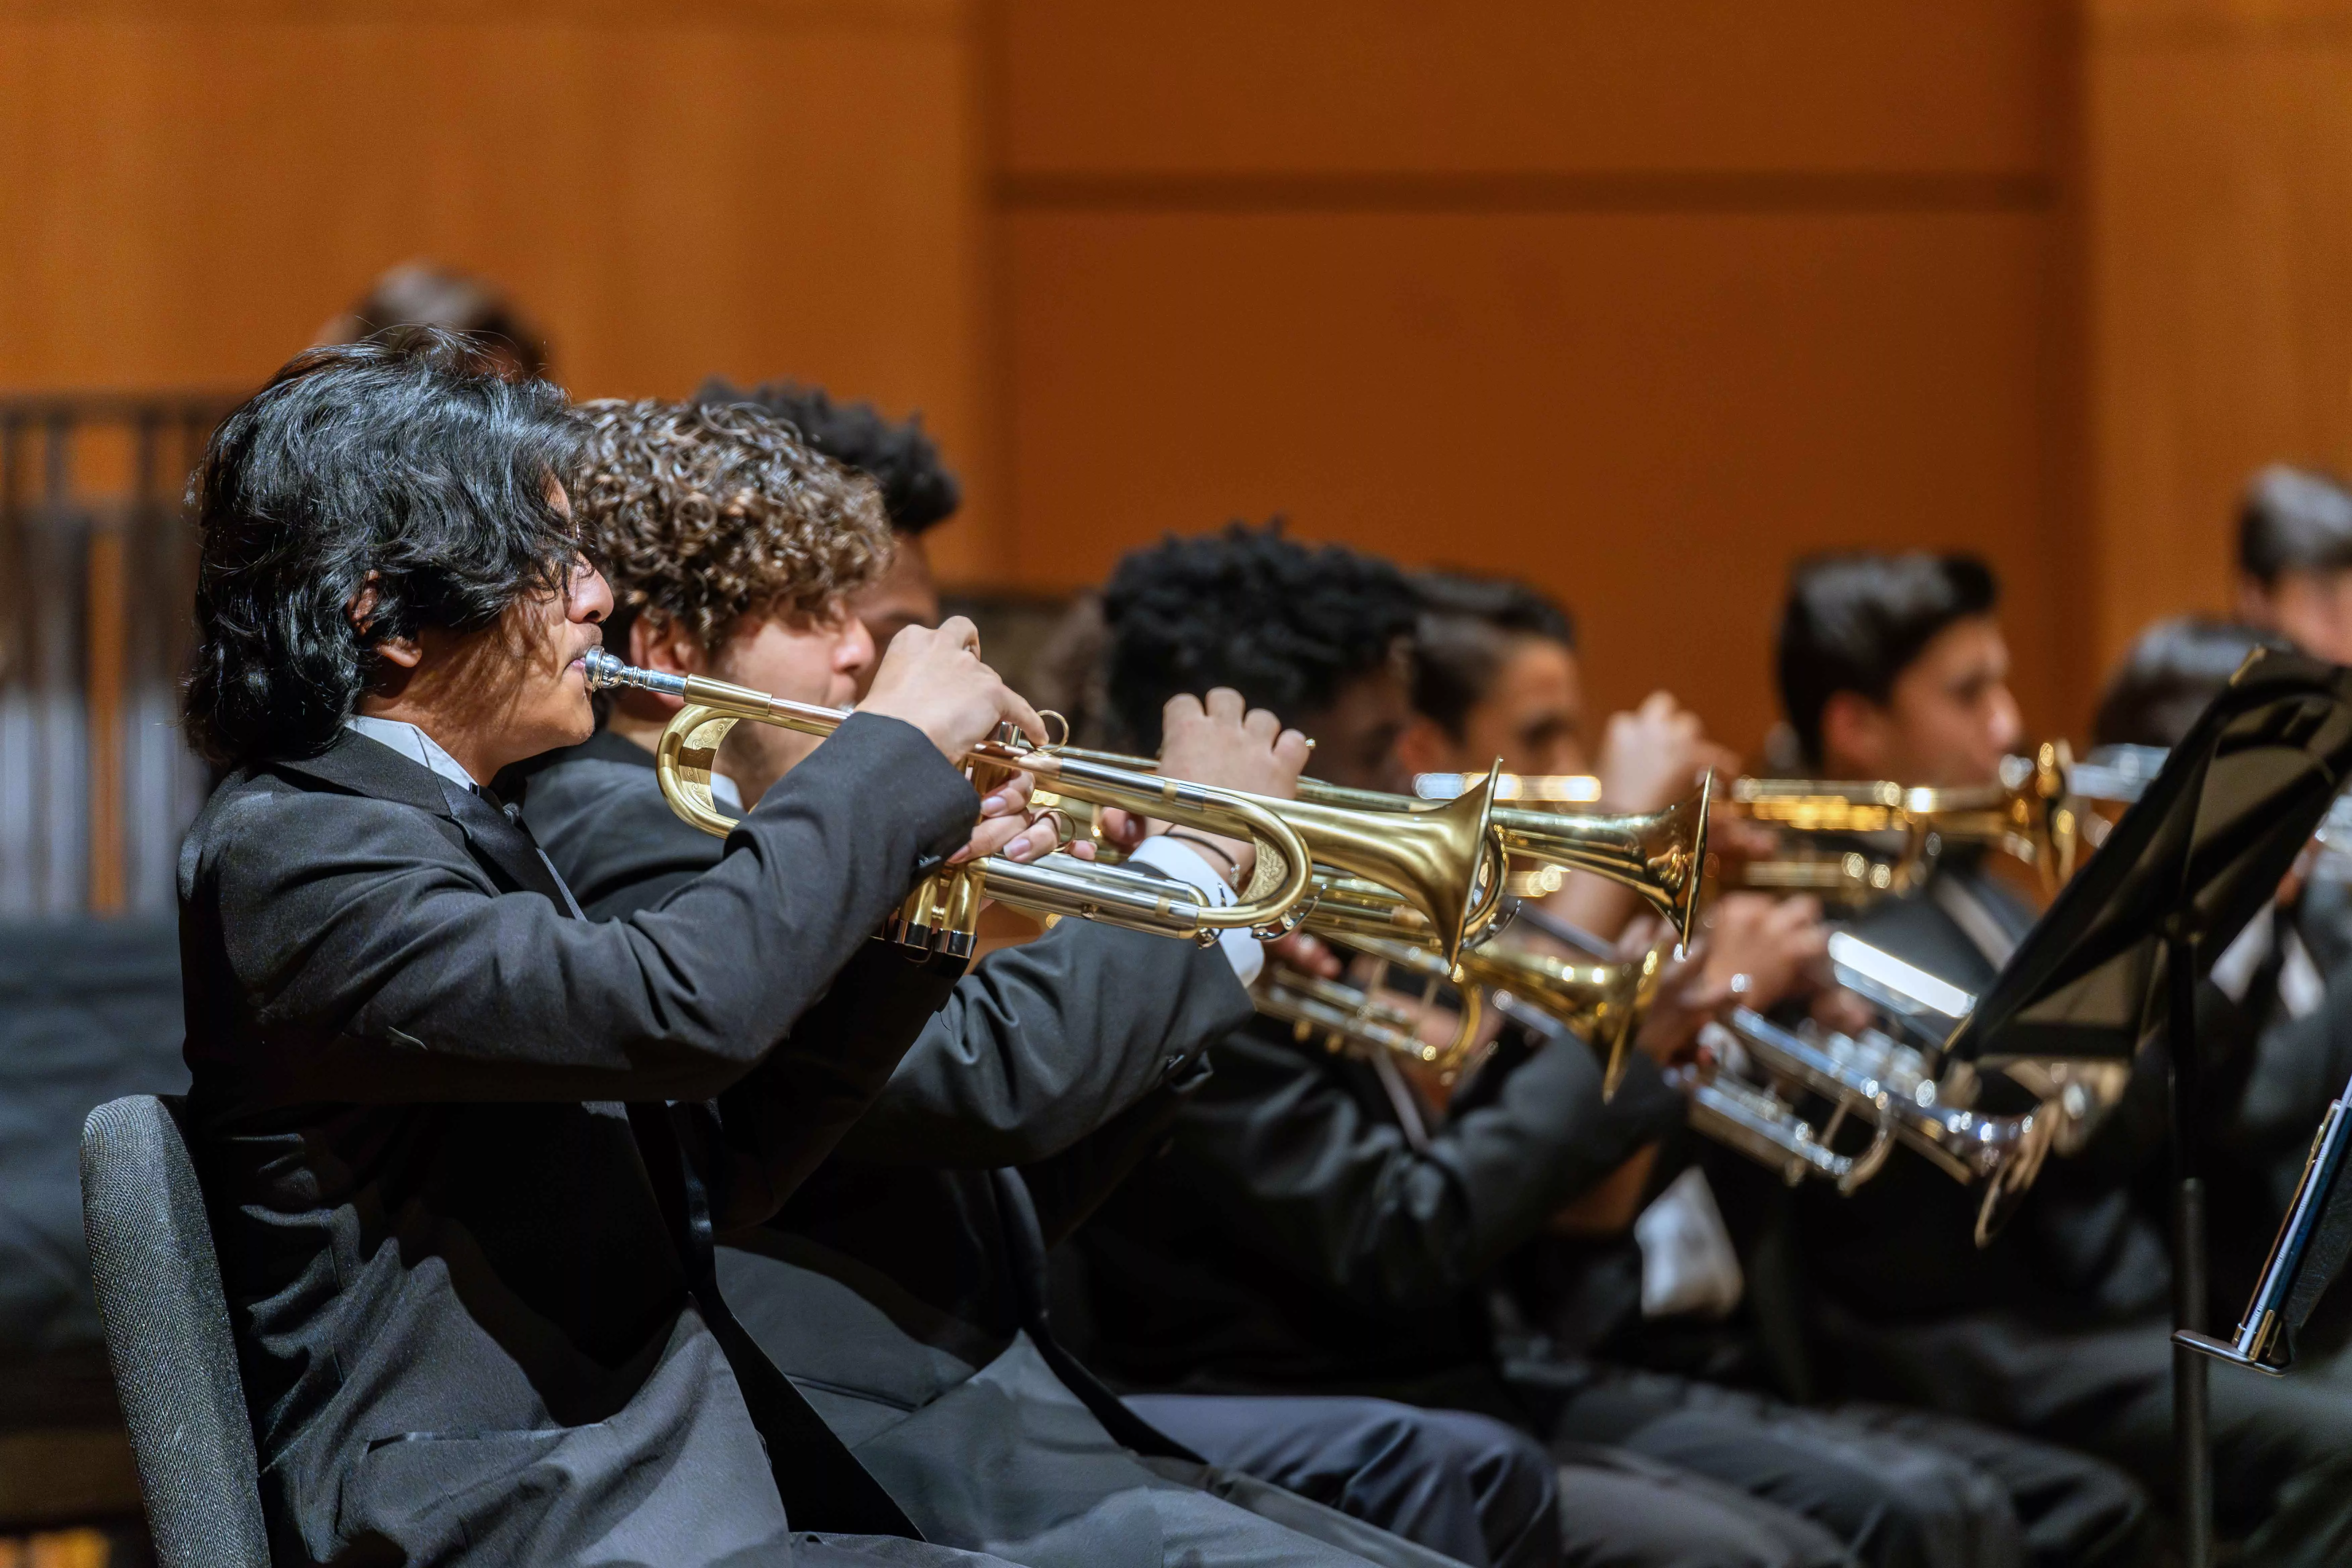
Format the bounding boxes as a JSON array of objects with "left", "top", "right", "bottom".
[{"left": 190, "top": 769, "right": 480, "bottom": 888}]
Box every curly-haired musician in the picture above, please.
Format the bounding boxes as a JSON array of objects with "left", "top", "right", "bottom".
[
  {"left": 176, "top": 330, "right": 1049, "bottom": 1568},
  {"left": 515, "top": 398, "right": 1563, "bottom": 1568}
]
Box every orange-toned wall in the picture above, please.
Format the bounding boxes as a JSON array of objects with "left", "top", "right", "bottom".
[
  {"left": 2085, "top": 0, "right": 2352, "bottom": 678},
  {"left": 0, "top": 3, "right": 2159, "bottom": 759},
  {"left": 0, "top": 0, "right": 1003, "bottom": 579},
  {"left": 993, "top": 3, "right": 2084, "bottom": 758}
]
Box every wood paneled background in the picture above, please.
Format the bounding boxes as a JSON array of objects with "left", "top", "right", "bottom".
[{"left": 2, "top": 0, "right": 2336, "bottom": 755}]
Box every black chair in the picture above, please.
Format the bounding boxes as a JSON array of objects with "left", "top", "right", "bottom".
[{"left": 79, "top": 1094, "right": 268, "bottom": 1567}]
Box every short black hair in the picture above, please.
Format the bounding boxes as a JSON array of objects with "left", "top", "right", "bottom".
[
  {"left": 1100, "top": 521, "right": 1418, "bottom": 752},
  {"left": 2238, "top": 465, "right": 2352, "bottom": 585},
  {"left": 694, "top": 377, "right": 960, "bottom": 533},
  {"left": 1776, "top": 551, "right": 1999, "bottom": 766},
  {"left": 2092, "top": 617, "right": 2279, "bottom": 749},
  {"left": 1411, "top": 571, "right": 1576, "bottom": 740},
  {"left": 184, "top": 328, "right": 583, "bottom": 767}
]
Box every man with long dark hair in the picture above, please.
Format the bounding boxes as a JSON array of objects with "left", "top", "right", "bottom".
[{"left": 177, "top": 330, "right": 1047, "bottom": 1567}]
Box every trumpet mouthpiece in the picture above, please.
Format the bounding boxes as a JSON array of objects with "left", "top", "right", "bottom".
[{"left": 581, "top": 649, "right": 686, "bottom": 697}]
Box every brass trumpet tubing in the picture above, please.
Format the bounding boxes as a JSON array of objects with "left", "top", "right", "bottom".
[
  {"left": 1257, "top": 967, "right": 1445, "bottom": 1065},
  {"left": 1142, "top": 762, "right": 1705, "bottom": 944},
  {"left": 590, "top": 651, "right": 1320, "bottom": 945},
  {"left": 944, "top": 738, "right": 1507, "bottom": 962}
]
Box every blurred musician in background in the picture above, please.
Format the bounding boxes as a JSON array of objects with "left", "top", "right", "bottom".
[
  {"left": 2234, "top": 466, "right": 2352, "bottom": 665},
  {"left": 175, "top": 332, "right": 1047, "bottom": 1568},
  {"left": 318, "top": 260, "right": 552, "bottom": 381},
  {"left": 1396, "top": 572, "right": 1733, "bottom": 943},
  {"left": 1065, "top": 522, "right": 2087, "bottom": 1568},
  {"left": 516, "top": 400, "right": 1558, "bottom": 1568},
  {"left": 1763, "top": 554, "right": 2352, "bottom": 1564},
  {"left": 1399, "top": 568, "right": 2153, "bottom": 1568},
  {"left": 2090, "top": 617, "right": 2352, "bottom": 1356}
]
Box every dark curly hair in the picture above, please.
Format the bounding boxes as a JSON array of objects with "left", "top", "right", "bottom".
[
  {"left": 184, "top": 328, "right": 583, "bottom": 767},
  {"left": 694, "top": 377, "right": 960, "bottom": 533},
  {"left": 1411, "top": 571, "right": 1577, "bottom": 740},
  {"left": 570, "top": 399, "right": 890, "bottom": 657},
  {"left": 1100, "top": 521, "right": 1418, "bottom": 751},
  {"left": 1775, "top": 551, "right": 1999, "bottom": 766}
]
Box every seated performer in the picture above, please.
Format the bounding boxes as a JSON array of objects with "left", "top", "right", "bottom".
[
  {"left": 519, "top": 398, "right": 1559, "bottom": 1568},
  {"left": 1769, "top": 552, "right": 2352, "bottom": 1563},
  {"left": 1064, "top": 522, "right": 2073, "bottom": 1568},
  {"left": 2090, "top": 617, "right": 2352, "bottom": 1350},
  {"left": 1395, "top": 570, "right": 1731, "bottom": 942},
  {"left": 1402, "top": 569, "right": 2153, "bottom": 1568},
  {"left": 176, "top": 332, "right": 1052, "bottom": 1566},
  {"left": 2235, "top": 465, "right": 2352, "bottom": 664}
]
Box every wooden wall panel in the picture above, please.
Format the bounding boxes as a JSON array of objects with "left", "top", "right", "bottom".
[
  {"left": 0, "top": 0, "right": 1003, "bottom": 576},
  {"left": 994, "top": 2, "right": 2074, "bottom": 757},
  {"left": 1004, "top": 209, "right": 2064, "bottom": 757},
  {"left": 2087, "top": 0, "right": 2352, "bottom": 674},
  {"left": 1000, "top": 1, "right": 2059, "bottom": 179}
]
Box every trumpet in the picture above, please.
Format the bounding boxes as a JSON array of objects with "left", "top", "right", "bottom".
[
  {"left": 1723, "top": 743, "right": 2081, "bottom": 903},
  {"left": 1255, "top": 927, "right": 1665, "bottom": 1083},
  {"left": 1317, "top": 773, "right": 1713, "bottom": 945},
  {"left": 583, "top": 651, "right": 1499, "bottom": 961}
]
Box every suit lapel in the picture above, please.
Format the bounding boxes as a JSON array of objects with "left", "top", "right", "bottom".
[{"left": 271, "top": 730, "right": 579, "bottom": 915}]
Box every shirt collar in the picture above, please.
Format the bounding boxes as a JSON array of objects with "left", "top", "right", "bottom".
[{"left": 343, "top": 715, "right": 480, "bottom": 791}]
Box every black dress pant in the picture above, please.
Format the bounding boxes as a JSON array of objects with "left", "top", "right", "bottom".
[
  {"left": 1138, "top": 1390, "right": 1858, "bottom": 1568},
  {"left": 1127, "top": 1393, "right": 1562, "bottom": 1568},
  {"left": 1817, "top": 1306, "right": 2352, "bottom": 1566},
  {"left": 1505, "top": 1357, "right": 2154, "bottom": 1568}
]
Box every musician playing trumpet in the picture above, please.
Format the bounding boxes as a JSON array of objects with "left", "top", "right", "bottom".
[
  {"left": 173, "top": 332, "right": 1052, "bottom": 1568},
  {"left": 1757, "top": 551, "right": 2352, "bottom": 1563},
  {"left": 1064, "top": 526, "right": 2106, "bottom": 1568},
  {"left": 514, "top": 399, "right": 1562, "bottom": 1568}
]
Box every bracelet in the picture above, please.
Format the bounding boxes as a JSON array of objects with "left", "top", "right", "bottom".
[{"left": 1162, "top": 830, "right": 1242, "bottom": 886}]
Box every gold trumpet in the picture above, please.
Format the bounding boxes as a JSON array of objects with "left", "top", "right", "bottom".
[
  {"left": 584, "top": 652, "right": 1499, "bottom": 962},
  {"left": 1723, "top": 743, "right": 2080, "bottom": 903},
  {"left": 1257, "top": 929, "right": 1665, "bottom": 1083},
  {"left": 1301, "top": 774, "right": 1713, "bottom": 946}
]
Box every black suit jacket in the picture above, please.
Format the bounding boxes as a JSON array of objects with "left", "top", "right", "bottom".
[
  {"left": 180, "top": 718, "right": 974, "bottom": 1566},
  {"left": 519, "top": 737, "right": 1252, "bottom": 1475},
  {"left": 1066, "top": 1009, "right": 1684, "bottom": 1418}
]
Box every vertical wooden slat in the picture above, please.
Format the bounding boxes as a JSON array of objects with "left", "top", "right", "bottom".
[{"left": 83, "top": 414, "right": 127, "bottom": 912}]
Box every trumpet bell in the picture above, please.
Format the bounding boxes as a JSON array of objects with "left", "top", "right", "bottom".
[
  {"left": 1460, "top": 941, "right": 1665, "bottom": 1102},
  {"left": 1490, "top": 775, "right": 1711, "bottom": 947},
  {"left": 1280, "top": 763, "right": 1506, "bottom": 964}
]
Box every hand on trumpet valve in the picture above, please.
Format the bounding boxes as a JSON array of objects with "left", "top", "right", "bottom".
[
  {"left": 1097, "top": 689, "right": 1311, "bottom": 887},
  {"left": 947, "top": 768, "right": 1051, "bottom": 866},
  {"left": 862, "top": 616, "right": 1047, "bottom": 760}
]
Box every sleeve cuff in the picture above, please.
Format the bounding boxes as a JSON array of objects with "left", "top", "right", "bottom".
[{"left": 1127, "top": 835, "right": 1265, "bottom": 987}]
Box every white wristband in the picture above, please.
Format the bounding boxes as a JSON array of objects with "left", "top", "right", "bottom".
[{"left": 1127, "top": 835, "right": 1265, "bottom": 987}]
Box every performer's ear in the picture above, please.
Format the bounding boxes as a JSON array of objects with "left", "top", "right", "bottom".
[{"left": 347, "top": 574, "right": 423, "bottom": 670}]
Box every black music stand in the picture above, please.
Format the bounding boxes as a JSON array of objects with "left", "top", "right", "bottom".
[{"left": 1943, "top": 648, "right": 2352, "bottom": 1568}]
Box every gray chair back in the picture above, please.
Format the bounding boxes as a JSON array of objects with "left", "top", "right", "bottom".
[{"left": 79, "top": 1094, "right": 268, "bottom": 1567}]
